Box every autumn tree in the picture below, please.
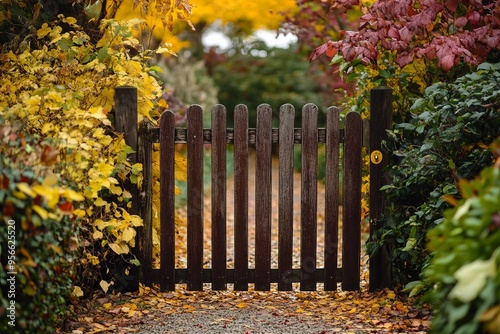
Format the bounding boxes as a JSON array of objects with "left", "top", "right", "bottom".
[
  {"left": 310, "top": 0, "right": 500, "bottom": 74},
  {"left": 0, "top": 2, "right": 191, "bottom": 331},
  {"left": 115, "top": 0, "right": 296, "bottom": 58}
]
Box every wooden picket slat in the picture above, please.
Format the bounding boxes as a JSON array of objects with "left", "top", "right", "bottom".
[
  {"left": 342, "top": 111, "right": 362, "bottom": 291},
  {"left": 211, "top": 105, "right": 227, "bottom": 290},
  {"left": 159, "top": 111, "right": 176, "bottom": 291},
  {"left": 254, "top": 104, "right": 273, "bottom": 291},
  {"left": 187, "top": 105, "right": 204, "bottom": 291},
  {"left": 233, "top": 105, "right": 249, "bottom": 291},
  {"left": 324, "top": 106, "right": 341, "bottom": 291},
  {"left": 369, "top": 87, "right": 393, "bottom": 290},
  {"left": 300, "top": 104, "right": 318, "bottom": 291},
  {"left": 278, "top": 104, "right": 295, "bottom": 291},
  {"left": 137, "top": 120, "right": 154, "bottom": 287}
]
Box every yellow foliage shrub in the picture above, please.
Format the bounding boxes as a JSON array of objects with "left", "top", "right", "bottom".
[{"left": 0, "top": 16, "right": 171, "bottom": 292}]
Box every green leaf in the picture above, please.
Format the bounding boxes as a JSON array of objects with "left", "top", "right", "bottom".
[
  {"left": 97, "top": 47, "right": 110, "bottom": 62},
  {"left": 330, "top": 53, "right": 344, "bottom": 65},
  {"left": 130, "top": 258, "right": 141, "bottom": 266}
]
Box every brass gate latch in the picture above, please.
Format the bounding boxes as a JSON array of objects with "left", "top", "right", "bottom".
[{"left": 371, "top": 150, "right": 383, "bottom": 164}]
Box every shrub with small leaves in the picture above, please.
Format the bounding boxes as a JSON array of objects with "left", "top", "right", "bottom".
[
  {"left": 423, "top": 140, "right": 500, "bottom": 334},
  {"left": 368, "top": 62, "right": 500, "bottom": 285},
  {"left": 0, "top": 119, "right": 81, "bottom": 333}
]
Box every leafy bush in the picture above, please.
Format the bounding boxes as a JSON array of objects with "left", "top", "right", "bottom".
[
  {"left": 0, "top": 17, "right": 163, "bottom": 294},
  {"left": 0, "top": 119, "right": 81, "bottom": 333},
  {"left": 423, "top": 140, "right": 500, "bottom": 334},
  {"left": 368, "top": 62, "right": 500, "bottom": 285}
]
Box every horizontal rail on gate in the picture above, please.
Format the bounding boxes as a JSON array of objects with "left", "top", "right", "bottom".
[{"left": 144, "top": 127, "right": 353, "bottom": 145}]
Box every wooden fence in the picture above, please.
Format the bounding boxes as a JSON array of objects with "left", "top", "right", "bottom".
[{"left": 114, "top": 87, "right": 393, "bottom": 292}]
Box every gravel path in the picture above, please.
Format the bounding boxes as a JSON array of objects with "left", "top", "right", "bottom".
[{"left": 134, "top": 308, "right": 339, "bottom": 334}]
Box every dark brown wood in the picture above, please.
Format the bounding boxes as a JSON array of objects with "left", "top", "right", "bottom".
[
  {"left": 137, "top": 120, "right": 154, "bottom": 287},
  {"left": 369, "top": 87, "right": 393, "bottom": 291},
  {"left": 159, "top": 111, "right": 176, "bottom": 291},
  {"left": 114, "top": 86, "right": 138, "bottom": 168},
  {"left": 254, "top": 104, "right": 273, "bottom": 291},
  {"left": 300, "top": 104, "right": 318, "bottom": 291},
  {"left": 211, "top": 105, "right": 227, "bottom": 290},
  {"left": 342, "top": 112, "right": 362, "bottom": 291},
  {"left": 149, "top": 268, "right": 342, "bottom": 285},
  {"left": 114, "top": 87, "right": 141, "bottom": 292},
  {"left": 187, "top": 105, "right": 204, "bottom": 290},
  {"left": 278, "top": 104, "right": 295, "bottom": 291},
  {"left": 324, "top": 106, "right": 340, "bottom": 291},
  {"left": 233, "top": 105, "right": 249, "bottom": 291},
  {"left": 146, "top": 127, "right": 345, "bottom": 145}
]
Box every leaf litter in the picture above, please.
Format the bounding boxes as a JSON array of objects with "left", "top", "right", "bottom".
[{"left": 62, "top": 155, "right": 432, "bottom": 333}]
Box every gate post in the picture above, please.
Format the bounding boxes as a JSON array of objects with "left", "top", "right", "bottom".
[
  {"left": 369, "top": 87, "right": 393, "bottom": 291},
  {"left": 114, "top": 86, "right": 140, "bottom": 290}
]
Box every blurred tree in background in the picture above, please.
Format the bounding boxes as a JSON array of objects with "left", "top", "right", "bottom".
[{"left": 208, "top": 41, "right": 328, "bottom": 127}]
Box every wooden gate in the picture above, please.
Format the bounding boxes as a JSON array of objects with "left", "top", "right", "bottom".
[{"left": 114, "top": 87, "right": 393, "bottom": 292}]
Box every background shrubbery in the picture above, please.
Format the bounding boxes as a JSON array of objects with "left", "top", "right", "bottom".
[
  {"left": 424, "top": 140, "right": 500, "bottom": 334},
  {"left": 368, "top": 62, "right": 500, "bottom": 285}
]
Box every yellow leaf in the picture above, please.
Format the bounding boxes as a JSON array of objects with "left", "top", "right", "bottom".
[
  {"left": 174, "top": 185, "right": 181, "bottom": 195},
  {"left": 37, "top": 23, "right": 51, "bottom": 38},
  {"left": 62, "top": 16, "right": 78, "bottom": 25},
  {"left": 97, "top": 161, "right": 114, "bottom": 177},
  {"left": 122, "top": 227, "right": 136, "bottom": 242},
  {"left": 12, "top": 191, "right": 27, "bottom": 200},
  {"left": 32, "top": 185, "right": 60, "bottom": 208},
  {"left": 32, "top": 205, "right": 48, "bottom": 220},
  {"left": 100, "top": 280, "right": 110, "bottom": 293},
  {"left": 94, "top": 197, "right": 108, "bottom": 206},
  {"left": 108, "top": 176, "right": 118, "bottom": 184},
  {"left": 95, "top": 219, "right": 109, "bottom": 230},
  {"left": 130, "top": 215, "right": 143, "bottom": 227},
  {"left": 42, "top": 123, "right": 54, "bottom": 134},
  {"left": 93, "top": 230, "right": 103, "bottom": 240},
  {"left": 25, "top": 95, "right": 41, "bottom": 106},
  {"left": 236, "top": 302, "right": 247, "bottom": 308},
  {"left": 73, "top": 286, "right": 84, "bottom": 297},
  {"left": 109, "top": 242, "right": 128, "bottom": 254},
  {"left": 174, "top": 151, "right": 187, "bottom": 181},
  {"left": 103, "top": 302, "right": 112, "bottom": 309},
  {"left": 73, "top": 209, "right": 86, "bottom": 218},
  {"left": 110, "top": 185, "right": 123, "bottom": 195},
  {"left": 17, "top": 183, "right": 36, "bottom": 197},
  {"left": 42, "top": 174, "right": 59, "bottom": 187},
  {"left": 158, "top": 99, "right": 168, "bottom": 108},
  {"left": 62, "top": 188, "right": 84, "bottom": 201}
]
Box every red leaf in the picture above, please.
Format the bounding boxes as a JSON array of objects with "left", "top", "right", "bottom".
[
  {"left": 395, "top": 52, "right": 414, "bottom": 67},
  {"left": 3, "top": 200, "right": 15, "bottom": 217},
  {"left": 325, "top": 44, "right": 339, "bottom": 58},
  {"left": 41, "top": 145, "right": 58, "bottom": 166},
  {"left": 58, "top": 201, "right": 74, "bottom": 214},
  {"left": 309, "top": 43, "right": 328, "bottom": 61},
  {"left": 399, "top": 26, "right": 413, "bottom": 43},
  {"left": 439, "top": 54, "right": 455, "bottom": 71},
  {"left": 466, "top": 11, "right": 481, "bottom": 28}
]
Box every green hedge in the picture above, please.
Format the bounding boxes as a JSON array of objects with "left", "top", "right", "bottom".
[
  {"left": 368, "top": 62, "right": 500, "bottom": 284},
  {"left": 0, "top": 119, "right": 81, "bottom": 333},
  {"left": 424, "top": 140, "right": 500, "bottom": 334}
]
